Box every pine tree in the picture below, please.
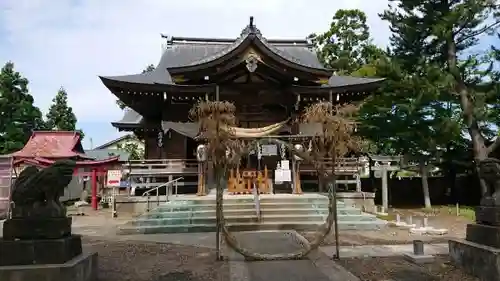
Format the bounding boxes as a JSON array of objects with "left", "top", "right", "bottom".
[
  {"left": 382, "top": 0, "right": 500, "bottom": 161},
  {"left": 0, "top": 62, "right": 46, "bottom": 154}
]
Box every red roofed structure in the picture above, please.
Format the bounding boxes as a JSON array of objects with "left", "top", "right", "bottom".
[
  {"left": 12, "top": 131, "right": 121, "bottom": 210},
  {"left": 14, "top": 131, "right": 89, "bottom": 160}
]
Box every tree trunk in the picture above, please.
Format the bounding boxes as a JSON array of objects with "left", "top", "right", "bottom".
[
  {"left": 419, "top": 159, "right": 432, "bottom": 209},
  {"left": 447, "top": 37, "right": 492, "bottom": 195},
  {"left": 215, "top": 167, "right": 224, "bottom": 261}
]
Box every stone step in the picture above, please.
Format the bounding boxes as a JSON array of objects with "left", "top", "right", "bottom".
[
  {"left": 133, "top": 213, "right": 377, "bottom": 226},
  {"left": 145, "top": 207, "right": 362, "bottom": 219},
  {"left": 117, "top": 220, "right": 387, "bottom": 235},
  {"left": 154, "top": 201, "right": 344, "bottom": 212}
]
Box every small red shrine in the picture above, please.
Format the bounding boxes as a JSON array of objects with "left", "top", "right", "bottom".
[{"left": 11, "top": 131, "right": 120, "bottom": 210}]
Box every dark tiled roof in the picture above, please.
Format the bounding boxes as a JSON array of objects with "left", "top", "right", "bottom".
[
  {"left": 111, "top": 109, "right": 143, "bottom": 128},
  {"left": 100, "top": 20, "right": 326, "bottom": 85},
  {"left": 86, "top": 149, "right": 130, "bottom": 162},
  {"left": 161, "top": 121, "right": 199, "bottom": 138},
  {"left": 100, "top": 66, "right": 173, "bottom": 85},
  {"left": 94, "top": 133, "right": 136, "bottom": 149},
  {"left": 325, "top": 75, "right": 385, "bottom": 87}
]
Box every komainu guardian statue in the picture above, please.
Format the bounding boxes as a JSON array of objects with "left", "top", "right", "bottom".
[
  {"left": 2, "top": 159, "right": 76, "bottom": 240},
  {"left": 478, "top": 158, "right": 500, "bottom": 206},
  {"left": 0, "top": 160, "right": 91, "bottom": 268}
]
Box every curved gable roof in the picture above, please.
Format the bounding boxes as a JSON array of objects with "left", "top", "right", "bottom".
[
  {"left": 100, "top": 18, "right": 331, "bottom": 86},
  {"left": 163, "top": 21, "right": 329, "bottom": 74}
]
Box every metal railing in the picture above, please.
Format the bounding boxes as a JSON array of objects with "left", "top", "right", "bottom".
[
  {"left": 142, "top": 177, "right": 183, "bottom": 212},
  {"left": 252, "top": 182, "right": 261, "bottom": 222}
]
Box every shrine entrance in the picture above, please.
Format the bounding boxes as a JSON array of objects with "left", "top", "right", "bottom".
[{"left": 227, "top": 138, "right": 296, "bottom": 195}]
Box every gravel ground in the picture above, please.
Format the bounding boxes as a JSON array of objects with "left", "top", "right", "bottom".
[
  {"left": 300, "top": 230, "right": 453, "bottom": 246},
  {"left": 301, "top": 208, "right": 471, "bottom": 246},
  {"left": 82, "top": 237, "right": 230, "bottom": 281},
  {"left": 337, "top": 255, "right": 478, "bottom": 281}
]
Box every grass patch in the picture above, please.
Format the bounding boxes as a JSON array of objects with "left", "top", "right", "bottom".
[
  {"left": 443, "top": 205, "right": 475, "bottom": 221},
  {"left": 376, "top": 213, "right": 395, "bottom": 221},
  {"left": 417, "top": 205, "right": 475, "bottom": 221}
]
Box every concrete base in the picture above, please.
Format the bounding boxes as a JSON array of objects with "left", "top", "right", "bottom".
[
  {"left": 449, "top": 239, "right": 500, "bottom": 281},
  {"left": 402, "top": 253, "right": 435, "bottom": 264},
  {"left": 0, "top": 252, "right": 98, "bottom": 281}
]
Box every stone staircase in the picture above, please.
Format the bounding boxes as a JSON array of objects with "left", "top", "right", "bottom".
[{"left": 117, "top": 193, "right": 387, "bottom": 235}]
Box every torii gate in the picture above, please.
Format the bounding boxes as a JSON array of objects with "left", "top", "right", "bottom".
[{"left": 12, "top": 156, "right": 120, "bottom": 210}]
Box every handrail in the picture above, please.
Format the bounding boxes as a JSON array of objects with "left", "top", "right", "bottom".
[
  {"left": 142, "top": 177, "right": 183, "bottom": 212},
  {"left": 252, "top": 182, "right": 261, "bottom": 222},
  {"left": 142, "top": 177, "right": 184, "bottom": 197}
]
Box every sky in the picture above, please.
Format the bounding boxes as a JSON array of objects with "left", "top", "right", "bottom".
[{"left": 0, "top": 0, "right": 495, "bottom": 150}]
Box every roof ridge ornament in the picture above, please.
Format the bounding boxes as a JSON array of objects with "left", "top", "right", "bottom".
[
  {"left": 240, "top": 16, "right": 262, "bottom": 37},
  {"left": 245, "top": 53, "right": 258, "bottom": 73}
]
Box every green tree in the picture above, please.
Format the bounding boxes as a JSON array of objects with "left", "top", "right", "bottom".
[
  {"left": 381, "top": 0, "right": 500, "bottom": 195},
  {"left": 115, "top": 136, "right": 144, "bottom": 160},
  {"left": 382, "top": 0, "right": 500, "bottom": 160},
  {"left": 116, "top": 64, "right": 155, "bottom": 110},
  {"left": 357, "top": 57, "right": 459, "bottom": 208},
  {"left": 0, "top": 62, "right": 46, "bottom": 154},
  {"left": 310, "top": 9, "right": 384, "bottom": 73},
  {"left": 46, "top": 87, "right": 77, "bottom": 131}
]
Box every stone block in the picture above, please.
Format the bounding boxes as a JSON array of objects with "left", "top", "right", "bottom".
[
  {"left": 403, "top": 253, "right": 435, "bottom": 264},
  {"left": 2, "top": 217, "right": 72, "bottom": 240},
  {"left": 475, "top": 206, "right": 500, "bottom": 226},
  {"left": 0, "top": 235, "right": 82, "bottom": 266},
  {"left": 449, "top": 239, "right": 500, "bottom": 281},
  {"left": 0, "top": 251, "right": 98, "bottom": 281},
  {"left": 466, "top": 224, "right": 500, "bottom": 248}
]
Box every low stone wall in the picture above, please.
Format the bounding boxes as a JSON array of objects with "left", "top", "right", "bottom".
[{"left": 337, "top": 192, "right": 376, "bottom": 211}]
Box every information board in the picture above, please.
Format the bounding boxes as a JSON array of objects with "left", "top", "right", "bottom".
[{"left": 106, "top": 170, "right": 122, "bottom": 187}]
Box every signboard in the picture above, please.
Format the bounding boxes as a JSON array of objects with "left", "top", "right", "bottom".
[
  {"left": 274, "top": 169, "right": 292, "bottom": 183},
  {"left": 280, "top": 160, "right": 290, "bottom": 170},
  {"left": 261, "top": 144, "right": 278, "bottom": 156},
  {"left": 106, "top": 170, "right": 122, "bottom": 187}
]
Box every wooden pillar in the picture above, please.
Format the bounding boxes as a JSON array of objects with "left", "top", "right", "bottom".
[
  {"left": 293, "top": 161, "right": 303, "bottom": 194},
  {"left": 197, "top": 162, "right": 206, "bottom": 196},
  {"left": 355, "top": 173, "right": 362, "bottom": 192},
  {"left": 91, "top": 168, "right": 98, "bottom": 210}
]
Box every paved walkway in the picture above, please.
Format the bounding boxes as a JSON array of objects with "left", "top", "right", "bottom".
[{"left": 225, "top": 231, "right": 360, "bottom": 281}]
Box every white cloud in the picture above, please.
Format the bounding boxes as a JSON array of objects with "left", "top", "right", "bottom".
[{"left": 0, "top": 0, "right": 390, "bottom": 145}]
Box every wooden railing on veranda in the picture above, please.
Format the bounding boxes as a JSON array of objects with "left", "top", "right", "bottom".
[
  {"left": 124, "top": 159, "right": 199, "bottom": 176},
  {"left": 299, "top": 157, "right": 361, "bottom": 175}
]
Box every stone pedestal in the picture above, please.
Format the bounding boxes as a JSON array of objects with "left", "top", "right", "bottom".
[
  {"left": 449, "top": 206, "right": 500, "bottom": 281},
  {"left": 0, "top": 235, "right": 82, "bottom": 266},
  {"left": 3, "top": 217, "right": 72, "bottom": 240},
  {"left": 0, "top": 217, "right": 97, "bottom": 281}
]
